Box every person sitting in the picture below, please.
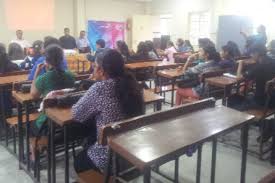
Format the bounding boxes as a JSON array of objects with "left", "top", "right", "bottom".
[
  {"left": 227, "top": 41, "right": 241, "bottom": 59},
  {"left": 86, "top": 39, "right": 106, "bottom": 62},
  {"left": 11, "top": 30, "right": 31, "bottom": 50},
  {"left": 177, "top": 39, "right": 194, "bottom": 53},
  {"left": 59, "top": 28, "right": 77, "bottom": 50},
  {"left": 20, "top": 40, "right": 43, "bottom": 70},
  {"left": 145, "top": 40, "right": 159, "bottom": 59},
  {"left": 164, "top": 41, "right": 177, "bottom": 62},
  {"left": 198, "top": 38, "right": 215, "bottom": 48},
  {"left": 72, "top": 49, "right": 144, "bottom": 173},
  {"left": 76, "top": 30, "right": 91, "bottom": 54},
  {"left": 8, "top": 42, "right": 25, "bottom": 60},
  {"left": 219, "top": 45, "right": 237, "bottom": 70},
  {"left": 175, "top": 46, "right": 223, "bottom": 105},
  {"left": 0, "top": 43, "right": 20, "bottom": 74},
  {"left": 116, "top": 40, "right": 131, "bottom": 62},
  {"left": 29, "top": 44, "right": 76, "bottom": 160},
  {"left": 130, "top": 42, "right": 151, "bottom": 61},
  {"left": 28, "top": 36, "right": 68, "bottom": 80}
]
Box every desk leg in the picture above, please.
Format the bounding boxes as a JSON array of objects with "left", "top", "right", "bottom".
[
  {"left": 211, "top": 138, "right": 217, "bottom": 183},
  {"left": 156, "top": 100, "right": 162, "bottom": 111},
  {"left": 174, "top": 157, "right": 179, "bottom": 183},
  {"left": 143, "top": 166, "right": 151, "bottom": 183},
  {"left": 171, "top": 81, "right": 175, "bottom": 107},
  {"left": 104, "top": 149, "right": 113, "bottom": 183},
  {"left": 240, "top": 124, "right": 249, "bottom": 183},
  {"left": 64, "top": 125, "right": 69, "bottom": 183},
  {"left": 50, "top": 120, "right": 56, "bottom": 183},
  {"left": 0, "top": 87, "right": 8, "bottom": 146},
  {"left": 17, "top": 103, "right": 23, "bottom": 169},
  {"left": 196, "top": 145, "right": 202, "bottom": 183},
  {"left": 25, "top": 104, "right": 30, "bottom": 171},
  {"left": 112, "top": 152, "right": 119, "bottom": 183},
  {"left": 47, "top": 120, "right": 52, "bottom": 183}
]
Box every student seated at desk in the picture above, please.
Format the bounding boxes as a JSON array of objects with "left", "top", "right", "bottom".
[
  {"left": 175, "top": 46, "right": 223, "bottom": 105},
  {"left": 72, "top": 49, "right": 144, "bottom": 173},
  {"left": 0, "top": 43, "right": 20, "bottom": 116},
  {"left": 198, "top": 38, "right": 215, "bottom": 48},
  {"left": 177, "top": 38, "right": 194, "bottom": 53},
  {"left": 116, "top": 40, "right": 131, "bottom": 62},
  {"left": 29, "top": 45, "right": 76, "bottom": 160},
  {"left": 20, "top": 40, "right": 43, "bottom": 70},
  {"left": 130, "top": 41, "right": 151, "bottom": 61},
  {"left": 145, "top": 40, "right": 159, "bottom": 59},
  {"left": 164, "top": 41, "right": 177, "bottom": 62},
  {"left": 0, "top": 43, "right": 20, "bottom": 74},
  {"left": 8, "top": 42, "right": 25, "bottom": 61},
  {"left": 28, "top": 37, "right": 68, "bottom": 80},
  {"left": 227, "top": 41, "right": 241, "bottom": 59},
  {"left": 86, "top": 39, "right": 106, "bottom": 62}
]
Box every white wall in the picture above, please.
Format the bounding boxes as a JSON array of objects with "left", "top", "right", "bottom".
[
  {"left": 0, "top": 0, "right": 75, "bottom": 46},
  {"left": 0, "top": 0, "right": 147, "bottom": 47},
  {"left": 148, "top": 0, "right": 214, "bottom": 42}
]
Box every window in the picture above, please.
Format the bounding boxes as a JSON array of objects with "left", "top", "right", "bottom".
[{"left": 189, "top": 12, "right": 210, "bottom": 47}]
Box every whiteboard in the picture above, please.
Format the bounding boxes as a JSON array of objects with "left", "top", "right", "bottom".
[{"left": 216, "top": 15, "right": 253, "bottom": 52}]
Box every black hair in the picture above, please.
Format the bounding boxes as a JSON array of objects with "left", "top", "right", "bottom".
[
  {"left": 44, "top": 36, "right": 60, "bottom": 49},
  {"left": 167, "top": 41, "right": 175, "bottom": 48},
  {"left": 16, "top": 30, "right": 23, "bottom": 33},
  {"left": 32, "top": 40, "right": 43, "bottom": 56},
  {"left": 8, "top": 42, "right": 24, "bottom": 60},
  {"left": 102, "top": 49, "right": 144, "bottom": 117},
  {"left": 0, "top": 43, "right": 9, "bottom": 73},
  {"left": 202, "top": 46, "right": 221, "bottom": 62},
  {"left": 136, "top": 42, "right": 149, "bottom": 58},
  {"left": 226, "top": 41, "right": 241, "bottom": 58},
  {"left": 145, "top": 40, "right": 159, "bottom": 58},
  {"left": 184, "top": 40, "right": 194, "bottom": 51},
  {"left": 198, "top": 38, "right": 215, "bottom": 48},
  {"left": 116, "top": 40, "right": 130, "bottom": 60},
  {"left": 177, "top": 38, "right": 184, "bottom": 47},
  {"left": 96, "top": 39, "right": 105, "bottom": 48},
  {"left": 64, "top": 28, "right": 70, "bottom": 31},
  {"left": 222, "top": 45, "right": 235, "bottom": 60},
  {"left": 44, "top": 45, "right": 67, "bottom": 89}
]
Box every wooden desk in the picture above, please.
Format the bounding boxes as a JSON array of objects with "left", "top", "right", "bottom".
[
  {"left": 66, "top": 54, "right": 90, "bottom": 73},
  {"left": 0, "top": 74, "right": 28, "bottom": 86},
  {"left": 44, "top": 89, "right": 164, "bottom": 183},
  {"left": 205, "top": 76, "right": 242, "bottom": 105},
  {"left": 102, "top": 99, "right": 255, "bottom": 183},
  {"left": 12, "top": 91, "right": 41, "bottom": 173},
  {"left": 0, "top": 74, "right": 28, "bottom": 147},
  {"left": 125, "top": 61, "right": 183, "bottom": 70},
  {"left": 156, "top": 69, "right": 184, "bottom": 107}
]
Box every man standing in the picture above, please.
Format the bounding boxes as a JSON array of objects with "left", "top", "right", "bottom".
[
  {"left": 11, "top": 30, "right": 31, "bottom": 49},
  {"left": 59, "top": 28, "right": 77, "bottom": 49},
  {"left": 76, "top": 30, "right": 91, "bottom": 53}
]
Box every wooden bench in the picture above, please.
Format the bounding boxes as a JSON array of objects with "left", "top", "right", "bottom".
[
  {"left": 6, "top": 113, "right": 39, "bottom": 126},
  {"left": 77, "top": 170, "right": 113, "bottom": 183}
]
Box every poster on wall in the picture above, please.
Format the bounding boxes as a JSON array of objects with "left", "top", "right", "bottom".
[{"left": 87, "top": 20, "right": 125, "bottom": 51}]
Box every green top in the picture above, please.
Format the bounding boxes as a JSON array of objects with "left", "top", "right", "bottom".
[{"left": 35, "top": 70, "right": 75, "bottom": 128}]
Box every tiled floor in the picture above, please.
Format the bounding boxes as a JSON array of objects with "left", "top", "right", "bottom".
[
  {"left": 0, "top": 102, "right": 275, "bottom": 183},
  {"left": 0, "top": 137, "right": 274, "bottom": 183}
]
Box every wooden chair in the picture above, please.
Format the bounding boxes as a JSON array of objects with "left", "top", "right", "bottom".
[{"left": 6, "top": 113, "right": 39, "bottom": 154}]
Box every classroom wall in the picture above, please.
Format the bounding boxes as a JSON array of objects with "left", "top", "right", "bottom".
[
  {"left": 148, "top": 0, "right": 214, "bottom": 42},
  {"left": 0, "top": 0, "right": 147, "bottom": 48},
  {"left": 0, "top": 0, "right": 75, "bottom": 46},
  {"left": 148, "top": 0, "right": 275, "bottom": 46}
]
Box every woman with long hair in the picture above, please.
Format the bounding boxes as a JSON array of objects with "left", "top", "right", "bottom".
[
  {"left": 116, "top": 40, "right": 131, "bottom": 62},
  {"left": 8, "top": 42, "right": 25, "bottom": 60},
  {"left": 72, "top": 49, "right": 144, "bottom": 173},
  {"left": 176, "top": 46, "right": 222, "bottom": 105}
]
